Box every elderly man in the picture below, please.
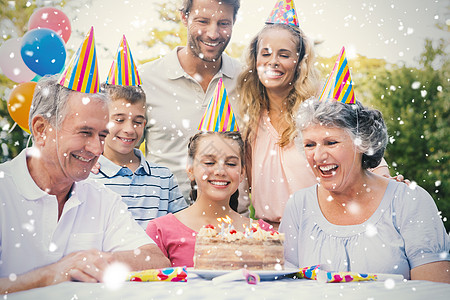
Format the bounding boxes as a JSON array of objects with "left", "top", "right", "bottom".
[
  {"left": 140, "top": 0, "right": 246, "bottom": 206},
  {"left": 0, "top": 76, "right": 170, "bottom": 294}
]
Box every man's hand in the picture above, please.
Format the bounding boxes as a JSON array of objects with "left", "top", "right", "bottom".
[
  {"left": 0, "top": 249, "right": 115, "bottom": 294},
  {"left": 44, "top": 249, "right": 114, "bottom": 285}
]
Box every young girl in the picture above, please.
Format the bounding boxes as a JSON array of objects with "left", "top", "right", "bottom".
[{"left": 146, "top": 131, "right": 272, "bottom": 267}]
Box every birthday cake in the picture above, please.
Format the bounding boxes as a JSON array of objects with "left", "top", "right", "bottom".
[{"left": 193, "top": 224, "right": 285, "bottom": 270}]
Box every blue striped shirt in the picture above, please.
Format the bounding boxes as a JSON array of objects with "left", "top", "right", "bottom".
[{"left": 90, "top": 149, "right": 188, "bottom": 229}]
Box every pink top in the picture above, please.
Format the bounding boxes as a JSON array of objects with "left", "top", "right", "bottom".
[
  {"left": 146, "top": 214, "right": 196, "bottom": 268},
  {"left": 146, "top": 213, "right": 275, "bottom": 267},
  {"left": 251, "top": 110, "right": 317, "bottom": 223}
]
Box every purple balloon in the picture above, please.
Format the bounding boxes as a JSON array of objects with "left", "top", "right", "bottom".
[
  {"left": 20, "top": 28, "right": 66, "bottom": 77},
  {"left": 0, "top": 38, "right": 36, "bottom": 83}
]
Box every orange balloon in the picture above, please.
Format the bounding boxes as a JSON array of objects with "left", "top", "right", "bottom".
[{"left": 7, "top": 81, "right": 37, "bottom": 134}]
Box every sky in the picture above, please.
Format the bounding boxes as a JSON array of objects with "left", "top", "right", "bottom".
[{"left": 3, "top": 0, "right": 450, "bottom": 77}]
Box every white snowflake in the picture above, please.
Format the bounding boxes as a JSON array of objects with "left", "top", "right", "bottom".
[{"left": 103, "top": 262, "right": 130, "bottom": 290}]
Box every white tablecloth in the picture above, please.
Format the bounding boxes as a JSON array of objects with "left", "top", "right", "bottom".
[{"left": 6, "top": 274, "right": 450, "bottom": 300}]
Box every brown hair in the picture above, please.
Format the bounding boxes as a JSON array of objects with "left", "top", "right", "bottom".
[
  {"left": 187, "top": 131, "right": 244, "bottom": 211},
  {"left": 100, "top": 83, "right": 146, "bottom": 105},
  {"left": 237, "top": 24, "right": 321, "bottom": 148},
  {"left": 180, "top": 0, "right": 240, "bottom": 23}
]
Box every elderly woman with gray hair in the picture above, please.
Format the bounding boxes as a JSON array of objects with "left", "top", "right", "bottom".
[{"left": 279, "top": 99, "right": 450, "bottom": 283}]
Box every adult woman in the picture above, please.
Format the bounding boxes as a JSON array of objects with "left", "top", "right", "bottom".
[
  {"left": 280, "top": 99, "right": 450, "bottom": 282},
  {"left": 237, "top": 24, "right": 389, "bottom": 228}
]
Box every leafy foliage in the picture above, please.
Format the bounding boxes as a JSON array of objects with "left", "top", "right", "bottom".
[
  {"left": 0, "top": 0, "right": 36, "bottom": 37},
  {"left": 0, "top": 1, "right": 79, "bottom": 162},
  {"left": 368, "top": 39, "right": 449, "bottom": 230},
  {"left": 0, "top": 0, "right": 37, "bottom": 162},
  {"left": 140, "top": 1, "right": 187, "bottom": 64}
]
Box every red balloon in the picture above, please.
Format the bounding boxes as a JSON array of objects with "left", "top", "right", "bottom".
[
  {"left": 7, "top": 82, "right": 37, "bottom": 134},
  {"left": 28, "top": 7, "right": 71, "bottom": 43}
]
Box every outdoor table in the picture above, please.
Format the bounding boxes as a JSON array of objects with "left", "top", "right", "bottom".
[{"left": 7, "top": 272, "right": 450, "bottom": 300}]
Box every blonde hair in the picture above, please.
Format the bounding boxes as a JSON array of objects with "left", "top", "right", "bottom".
[{"left": 237, "top": 24, "right": 321, "bottom": 147}]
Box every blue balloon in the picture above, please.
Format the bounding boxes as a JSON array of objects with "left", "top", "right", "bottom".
[{"left": 20, "top": 28, "right": 66, "bottom": 77}]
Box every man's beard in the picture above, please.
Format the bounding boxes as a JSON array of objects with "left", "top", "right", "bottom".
[{"left": 187, "top": 34, "right": 230, "bottom": 62}]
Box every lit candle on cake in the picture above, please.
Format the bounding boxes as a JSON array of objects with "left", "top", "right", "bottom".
[
  {"left": 243, "top": 224, "right": 249, "bottom": 237},
  {"left": 216, "top": 218, "right": 224, "bottom": 235},
  {"left": 217, "top": 216, "right": 233, "bottom": 234},
  {"left": 224, "top": 215, "right": 232, "bottom": 232},
  {"left": 220, "top": 224, "right": 225, "bottom": 235}
]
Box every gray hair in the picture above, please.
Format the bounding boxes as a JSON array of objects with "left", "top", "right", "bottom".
[
  {"left": 296, "top": 99, "right": 388, "bottom": 169},
  {"left": 29, "top": 75, "right": 110, "bottom": 139}
]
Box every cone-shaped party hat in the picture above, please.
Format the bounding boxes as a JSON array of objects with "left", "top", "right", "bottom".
[
  {"left": 58, "top": 27, "right": 99, "bottom": 93},
  {"left": 318, "top": 47, "right": 356, "bottom": 104},
  {"left": 106, "top": 35, "right": 141, "bottom": 86},
  {"left": 198, "top": 78, "right": 239, "bottom": 132},
  {"left": 266, "top": 0, "right": 299, "bottom": 27}
]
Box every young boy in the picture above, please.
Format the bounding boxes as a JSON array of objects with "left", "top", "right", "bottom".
[
  {"left": 90, "top": 83, "right": 187, "bottom": 229},
  {"left": 90, "top": 36, "right": 187, "bottom": 229}
]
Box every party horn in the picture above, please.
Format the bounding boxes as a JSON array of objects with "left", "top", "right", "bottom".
[
  {"left": 212, "top": 269, "right": 260, "bottom": 285},
  {"left": 127, "top": 266, "right": 187, "bottom": 282},
  {"left": 296, "top": 264, "right": 325, "bottom": 280},
  {"left": 297, "top": 265, "right": 403, "bottom": 283},
  {"left": 316, "top": 270, "right": 404, "bottom": 283}
]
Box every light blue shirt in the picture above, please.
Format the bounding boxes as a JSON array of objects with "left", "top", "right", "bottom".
[
  {"left": 90, "top": 149, "right": 187, "bottom": 229},
  {"left": 280, "top": 181, "right": 450, "bottom": 279}
]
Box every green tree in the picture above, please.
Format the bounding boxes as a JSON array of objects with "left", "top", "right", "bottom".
[
  {"left": 0, "top": 0, "right": 38, "bottom": 162},
  {"left": 369, "top": 38, "right": 449, "bottom": 230},
  {"left": 0, "top": 0, "right": 79, "bottom": 162},
  {"left": 141, "top": 1, "right": 186, "bottom": 64}
]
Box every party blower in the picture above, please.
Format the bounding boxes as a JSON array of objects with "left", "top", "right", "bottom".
[
  {"left": 127, "top": 267, "right": 188, "bottom": 282},
  {"left": 297, "top": 265, "right": 404, "bottom": 283}
]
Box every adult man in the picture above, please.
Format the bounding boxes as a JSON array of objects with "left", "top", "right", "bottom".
[
  {"left": 140, "top": 0, "right": 243, "bottom": 204},
  {"left": 0, "top": 76, "right": 170, "bottom": 294}
]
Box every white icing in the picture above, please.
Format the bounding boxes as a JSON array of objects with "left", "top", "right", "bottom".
[
  {"left": 252, "top": 228, "right": 269, "bottom": 241},
  {"left": 198, "top": 227, "right": 217, "bottom": 237}
]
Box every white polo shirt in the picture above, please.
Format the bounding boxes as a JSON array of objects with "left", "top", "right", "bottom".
[
  {"left": 140, "top": 47, "right": 242, "bottom": 201},
  {"left": 0, "top": 149, "right": 155, "bottom": 277}
]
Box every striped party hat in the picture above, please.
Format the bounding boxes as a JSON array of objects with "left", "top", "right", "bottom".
[
  {"left": 318, "top": 47, "right": 356, "bottom": 104},
  {"left": 266, "top": 0, "right": 299, "bottom": 27},
  {"left": 198, "top": 78, "right": 239, "bottom": 132},
  {"left": 106, "top": 35, "right": 141, "bottom": 86},
  {"left": 58, "top": 27, "right": 99, "bottom": 93}
]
